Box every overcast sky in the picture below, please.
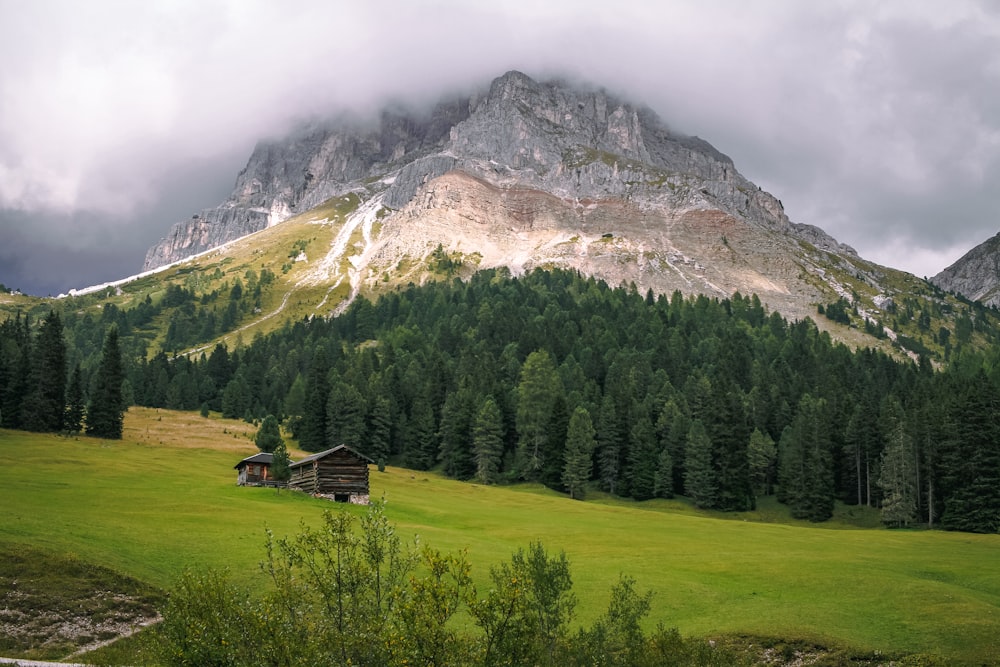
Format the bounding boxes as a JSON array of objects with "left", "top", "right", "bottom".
[{"left": 2, "top": 0, "right": 999, "bottom": 296}]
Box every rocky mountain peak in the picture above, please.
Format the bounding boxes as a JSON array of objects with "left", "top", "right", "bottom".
[
  {"left": 142, "top": 70, "right": 860, "bottom": 321},
  {"left": 932, "top": 232, "right": 1000, "bottom": 306}
]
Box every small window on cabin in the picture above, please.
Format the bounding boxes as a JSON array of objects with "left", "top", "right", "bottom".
[{"left": 334, "top": 493, "right": 350, "bottom": 503}]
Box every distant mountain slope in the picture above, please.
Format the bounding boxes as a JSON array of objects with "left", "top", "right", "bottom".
[{"left": 931, "top": 232, "right": 1000, "bottom": 306}]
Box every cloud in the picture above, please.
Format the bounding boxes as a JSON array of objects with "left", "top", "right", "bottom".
[{"left": 1, "top": 0, "right": 999, "bottom": 293}]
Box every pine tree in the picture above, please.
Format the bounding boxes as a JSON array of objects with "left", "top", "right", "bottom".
[
  {"left": 684, "top": 420, "right": 717, "bottom": 508},
  {"left": 515, "top": 350, "right": 563, "bottom": 481},
  {"left": 367, "top": 395, "right": 393, "bottom": 468},
  {"left": 283, "top": 373, "right": 306, "bottom": 439},
  {"left": 653, "top": 447, "right": 673, "bottom": 498},
  {"left": 472, "top": 396, "right": 504, "bottom": 485},
  {"left": 86, "top": 326, "right": 125, "bottom": 440},
  {"left": 625, "top": 410, "right": 658, "bottom": 500},
  {"left": 299, "top": 347, "right": 331, "bottom": 452},
  {"left": 747, "top": 428, "right": 776, "bottom": 496},
  {"left": 270, "top": 440, "right": 291, "bottom": 485},
  {"left": 778, "top": 394, "right": 834, "bottom": 522},
  {"left": 255, "top": 414, "right": 284, "bottom": 453},
  {"left": 596, "top": 393, "right": 623, "bottom": 495},
  {"left": 22, "top": 310, "right": 67, "bottom": 433},
  {"left": 940, "top": 372, "right": 1000, "bottom": 533},
  {"left": 64, "top": 363, "right": 85, "bottom": 433},
  {"left": 1, "top": 314, "right": 31, "bottom": 429},
  {"left": 562, "top": 407, "right": 596, "bottom": 500},
  {"left": 221, "top": 372, "right": 251, "bottom": 420},
  {"left": 878, "top": 397, "right": 917, "bottom": 527},
  {"left": 327, "top": 381, "right": 366, "bottom": 448},
  {"left": 403, "top": 395, "right": 437, "bottom": 470},
  {"left": 438, "top": 386, "right": 475, "bottom": 479}
]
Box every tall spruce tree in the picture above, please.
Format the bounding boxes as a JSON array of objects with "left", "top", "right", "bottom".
[
  {"left": 64, "top": 363, "right": 85, "bottom": 433},
  {"left": 747, "top": 428, "right": 777, "bottom": 497},
  {"left": 472, "top": 396, "right": 504, "bottom": 485},
  {"left": 877, "top": 397, "right": 917, "bottom": 527},
  {"left": 327, "top": 381, "right": 366, "bottom": 448},
  {"left": 684, "top": 420, "right": 717, "bottom": 508},
  {"left": 299, "top": 347, "right": 331, "bottom": 452},
  {"left": 22, "top": 310, "right": 67, "bottom": 433},
  {"left": 515, "top": 350, "right": 563, "bottom": 481},
  {"left": 438, "top": 385, "right": 475, "bottom": 479},
  {"left": 778, "top": 394, "right": 834, "bottom": 522},
  {"left": 941, "top": 372, "right": 1000, "bottom": 533},
  {"left": 86, "top": 326, "right": 125, "bottom": 439},
  {"left": 367, "top": 395, "right": 393, "bottom": 468},
  {"left": 562, "top": 407, "right": 596, "bottom": 500}
]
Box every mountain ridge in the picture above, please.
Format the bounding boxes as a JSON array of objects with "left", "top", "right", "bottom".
[
  {"left": 144, "top": 70, "right": 853, "bottom": 266},
  {"left": 932, "top": 232, "right": 1000, "bottom": 307}
]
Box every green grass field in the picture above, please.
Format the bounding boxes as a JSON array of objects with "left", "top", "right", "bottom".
[{"left": 1, "top": 408, "right": 999, "bottom": 664}]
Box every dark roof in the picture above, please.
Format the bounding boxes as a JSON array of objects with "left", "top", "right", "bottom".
[
  {"left": 234, "top": 452, "right": 274, "bottom": 469},
  {"left": 289, "top": 444, "right": 374, "bottom": 469}
]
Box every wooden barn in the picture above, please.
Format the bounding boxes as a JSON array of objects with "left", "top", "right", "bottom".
[
  {"left": 234, "top": 452, "right": 274, "bottom": 486},
  {"left": 288, "top": 445, "right": 373, "bottom": 503}
]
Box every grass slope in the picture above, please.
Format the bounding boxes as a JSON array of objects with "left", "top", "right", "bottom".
[{"left": 1, "top": 408, "right": 998, "bottom": 664}]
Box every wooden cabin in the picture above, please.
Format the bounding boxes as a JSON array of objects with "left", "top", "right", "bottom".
[
  {"left": 234, "top": 452, "right": 274, "bottom": 486},
  {"left": 288, "top": 445, "right": 373, "bottom": 503}
]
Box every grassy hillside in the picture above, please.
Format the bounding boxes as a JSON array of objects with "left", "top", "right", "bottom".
[{"left": 1, "top": 408, "right": 998, "bottom": 664}]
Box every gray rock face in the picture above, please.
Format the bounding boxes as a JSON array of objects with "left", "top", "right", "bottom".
[
  {"left": 143, "top": 70, "right": 852, "bottom": 269},
  {"left": 143, "top": 102, "right": 470, "bottom": 269},
  {"left": 931, "top": 233, "right": 1000, "bottom": 306}
]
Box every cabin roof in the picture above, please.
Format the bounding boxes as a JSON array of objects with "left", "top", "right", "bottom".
[
  {"left": 289, "top": 444, "right": 374, "bottom": 469},
  {"left": 234, "top": 452, "right": 274, "bottom": 469}
]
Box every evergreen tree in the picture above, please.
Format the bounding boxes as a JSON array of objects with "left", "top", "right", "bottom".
[
  {"left": 0, "top": 314, "right": 31, "bottom": 430},
  {"left": 747, "top": 428, "right": 777, "bottom": 497},
  {"left": 472, "top": 396, "right": 504, "bottom": 484},
  {"left": 367, "top": 395, "right": 393, "bottom": 468},
  {"left": 625, "top": 410, "right": 658, "bottom": 500},
  {"left": 255, "top": 414, "right": 284, "bottom": 453},
  {"left": 270, "top": 440, "right": 291, "bottom": 484},
  {"left": 684, "top": 420, "right": 717, "bottom": 508},
  {"left": 515, "top": 350, "right": 563, "bottom": 481},
  {"left": 283, "top": 373, "right": 306, "bottom": 439},
  {"left": 22, "top": 310, "right": 67, "bottom": 433},
  {"left": 562, "top": 407, "right": 596, "bottom": 500},
  {"left": 778, "top": 394, "right": 834, "bottom": 521},
  {"left": 221, "top": 372, "right": 251, "bottom": 419},
  {"left": 64, "top": 363, "right": 85, "bottom": 433},
  {"left": 941, "top": 373, "right": 1000, "bottom": 533},
  {"left": 403, "top": 395, "right": 438, "bottom": 470},
  {"left": 327, "top": 381, "right": 366, "bottom": 447},
  {"left": 596, "top": 393, "right": 623, "bottom": 495},
  {"left": 438, "top": 386, "right": 475, "bottom": 479},
  {"left": 656, "top": 398, "right": 689, "bottom": 497},
  {"left": 653, "top": 447, "right": 673, "bottom": 498},
  {"left": 299, "top": 347, "right": 331, "bottom": 452},
  {"left": 878, "top": 397, "right": 917, "bottom": 527},
  {"left": 86, "top": 326, "right": 125, "bottom": 440}
]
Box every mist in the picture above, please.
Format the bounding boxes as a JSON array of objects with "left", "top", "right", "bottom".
[{"left": 2, "top": 0, "right": 998, "bottom": 295}]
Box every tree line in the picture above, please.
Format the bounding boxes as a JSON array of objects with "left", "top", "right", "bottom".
[
  {"left": 0, "top": 312, "right": 125, "bottom": 439},
  {"left": 4, "top": 268, "right": 999, "bottom": 532}
]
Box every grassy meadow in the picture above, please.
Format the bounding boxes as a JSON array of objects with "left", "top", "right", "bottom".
[{"left": 1, "top": 407, "right": 999, "bottom": 664}]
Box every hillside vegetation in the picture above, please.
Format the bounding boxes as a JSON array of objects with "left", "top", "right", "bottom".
[{"left": 0, "top": 409, "right": 999, "bottom": 664}]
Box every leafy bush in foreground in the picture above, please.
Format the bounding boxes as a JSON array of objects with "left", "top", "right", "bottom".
[{"left": 158, "top": 501, "right": 742, "bottom": 666}]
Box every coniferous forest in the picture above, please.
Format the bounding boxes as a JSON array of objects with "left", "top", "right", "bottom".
[{"left": 2, "top": 268, "right": 999, "bottom": 532}]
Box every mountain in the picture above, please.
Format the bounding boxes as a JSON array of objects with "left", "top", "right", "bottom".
[
  {"left": 15, "top": 68, "right": 983, "bottom": 365},
  {"left": 931, "top": 232, "right": 1000, "bottom": 306},
  {"left": 143, "top": 70, "right": 868, "bottom": 321}
]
